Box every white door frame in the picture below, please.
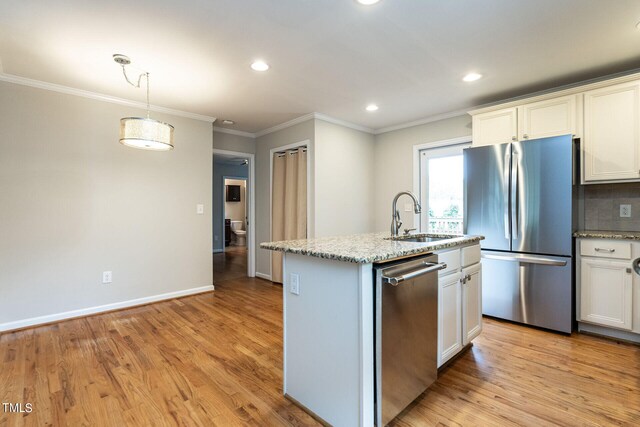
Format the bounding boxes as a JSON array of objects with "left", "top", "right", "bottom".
[
  {"left": 221, "top": 175, "right": 248, "bottom": 251},
  {"left": 213, "top": 148, "right": 255, "bottom": 277},
  {"left": 413, "top": 136, "right": 471, "bottom": 232},
  {"left": 268, "top": 139, "right": 312, "bottom": 280}
]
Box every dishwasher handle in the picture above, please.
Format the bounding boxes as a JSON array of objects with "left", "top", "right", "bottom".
[{"left": 382, "top": 262, "right": 447, "bottom": 286}]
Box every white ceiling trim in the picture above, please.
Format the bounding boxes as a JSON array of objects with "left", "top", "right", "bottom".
[
  {"left": 0, "top": 73, "right": 217, "bottom": 123},
  {"left": 254, "top": 113, "right": 316, "bottom": 138},
  {"left": 373, "top": 109, "right": 470, "bottom": 135},
  {"left": 212, "top": 126, "right": 256, "bottom": 138},
  {"left": 314, "top": 113, "right": 374, "bottom": 134}
]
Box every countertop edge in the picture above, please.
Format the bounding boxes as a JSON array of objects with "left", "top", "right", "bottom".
[
  {"left": 260, "top": 235, "right": 484, "bottom": 264},
  {"left": 574, "top": 231, "right": 640, "bottom": 241}
]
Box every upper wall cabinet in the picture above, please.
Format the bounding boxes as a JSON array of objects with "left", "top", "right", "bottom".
[
  {"left": 583, "top": 81, "right": 640, "bottom": 183},
  {"left": 519, "top": 95, "right": 579, "bottom": 141},
  {"left": 471, "top": 96, "right": 579, "bottom": 147},
  {"left": 471, "top": 107, "right": 518, "bottom": 147}
]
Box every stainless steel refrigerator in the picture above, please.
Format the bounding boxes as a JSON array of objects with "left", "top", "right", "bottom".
[{"left": 464, "top": 134, "right": 576, "bottom": 334}]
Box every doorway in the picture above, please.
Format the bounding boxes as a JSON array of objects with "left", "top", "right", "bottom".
[{"left": 212, "top": 149, "right": 255, "bottom": 284}]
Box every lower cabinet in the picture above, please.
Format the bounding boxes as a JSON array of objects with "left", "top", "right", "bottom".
[
  {"left": 437, "top": 246, "right": 483, "bottom": 368},
  {"left": 580, "top": 257, "right": 633, "bottom": 330}
]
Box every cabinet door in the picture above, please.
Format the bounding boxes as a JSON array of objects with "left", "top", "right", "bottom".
[
  {"left": 462, "top": 263, "right": 482, "bottom": 345},
  {"left": 580, "top": 258, "right": 633, "bottom": 330},
  {"left": 583, "top": 81, "right": 640, "bottom": 182},
  {"left": 519, "top": 95, "right": 578, "bottom": 140},
  {"left": 472, "top": 108, "right": 518, "bottom": 147},
  {"left": 438, "top": 272, "right": 462, "bottom": 367}
]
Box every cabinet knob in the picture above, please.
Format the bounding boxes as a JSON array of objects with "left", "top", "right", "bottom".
[
  {"left": 511, "top": 136, "right": 517, "bottom": 141},
  {"left": 523, "top": 134, "right": 529, "bottom": 139}
]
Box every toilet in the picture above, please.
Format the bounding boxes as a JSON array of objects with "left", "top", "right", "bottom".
[{"left": 230, "top": 220, "right": 246, "bottom": 246}]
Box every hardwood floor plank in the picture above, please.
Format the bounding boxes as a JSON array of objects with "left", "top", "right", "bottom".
[{"left": 2, "top": 274, "right": 639, "bottom": 426}]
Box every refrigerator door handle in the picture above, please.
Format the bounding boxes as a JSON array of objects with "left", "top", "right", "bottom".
[
  {"left": 503, "top": 149, "right": 511, "bottom": 240},
  {"left": 482, "top": 253, "right": 567, "bottom": 267},
  {"left": 511, "top": 151, "right": 519, "bottom": 240}
]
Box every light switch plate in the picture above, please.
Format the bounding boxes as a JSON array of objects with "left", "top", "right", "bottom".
[
  {"left": 290, "top": 273, "right": 300, "bottom": 295},
  {"left": 102, "top": 271, "right": 112, "bottom": 284},
  {"left": 197, "top": 204, "right": 204, "bottom": 214},
  {"left": 620, "top": 204, "right": 631, "bottom": 218}
]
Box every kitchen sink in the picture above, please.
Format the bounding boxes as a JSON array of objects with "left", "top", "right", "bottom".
[{"left": 391, "top": 236, "right": 450, "bottom": 243}]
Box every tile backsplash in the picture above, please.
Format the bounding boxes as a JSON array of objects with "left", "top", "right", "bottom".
[{"left": 584, "top": 183, "right": 640, "bottom": 231}]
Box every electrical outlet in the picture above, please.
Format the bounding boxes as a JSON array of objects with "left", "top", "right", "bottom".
[
  {"left": 196, "top": 204, "right": 204, "bottom": 215},
  {"left": 620, "top": 204, "right": 632, "bottom": 218},
  {"left": 102, "top": 271, "right": 112, "bottom": 284},
  {"left": 214, "top": 235, "right": 219, "bottom": 241},
  {"left": 290, "top": 273, "right": 300, "bottom": 295}
]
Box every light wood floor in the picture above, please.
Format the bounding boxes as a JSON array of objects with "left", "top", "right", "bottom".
[{"left": 1, "top": 276, "right": 639, "bottom": 426}]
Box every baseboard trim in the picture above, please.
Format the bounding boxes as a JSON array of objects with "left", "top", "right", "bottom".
[
  {"left": 0, "top": 285, "right": 215, "bottom": 333},
  {"left": 578, "top": 322, "right": 640, "bottom": 344},
  {"left": 255, "top": 272, "right": 272, "bottom": 281}
]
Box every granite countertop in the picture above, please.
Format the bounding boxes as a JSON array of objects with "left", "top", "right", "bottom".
[
  {"left": 260, "top": 232, "right": 484, "bottom": 264},
  {"left": 574, "top": 230, "right": 640, "bottom": 240}
]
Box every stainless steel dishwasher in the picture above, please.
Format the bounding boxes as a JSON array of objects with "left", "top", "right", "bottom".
[{"left": 374, "top": 254, "right": 446, "bottom": 426}]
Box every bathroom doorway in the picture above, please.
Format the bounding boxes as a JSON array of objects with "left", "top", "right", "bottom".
[{"left": 212, "top": 150, "right": 255, "bottom": 284}]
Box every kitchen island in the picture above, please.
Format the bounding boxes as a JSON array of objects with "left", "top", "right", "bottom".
[{"left": 261, "top": 232, "right": 484, "bottom": 426}]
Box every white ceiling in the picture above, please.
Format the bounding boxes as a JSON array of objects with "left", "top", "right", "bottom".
[{"left": 2, "top": 0, "right": 640, "bottom": 133}]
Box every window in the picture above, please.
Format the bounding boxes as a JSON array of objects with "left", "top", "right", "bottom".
[{"left": 419, "top": 143, "right": 469, "bottom": 234}]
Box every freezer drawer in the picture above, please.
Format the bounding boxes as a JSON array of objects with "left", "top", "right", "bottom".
[{"left": 481, "top": 251, "right": 573, "bottom": 333}]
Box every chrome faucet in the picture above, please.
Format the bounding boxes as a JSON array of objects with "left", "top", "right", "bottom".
[{"left": 390, "top": 191, "right": 422, "bottom": 237}]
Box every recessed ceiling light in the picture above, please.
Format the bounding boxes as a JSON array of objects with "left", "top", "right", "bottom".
[
  {"left": 357, "top": 0, "right": 380, "bottom": 4},
  {"left": 251, "top": 60, "right": 269, "bottom": 71},
  {"left": 463, "top": 72, "right": 483, "bottom": 82},
  {"left": 366, "top": 104, "right": 379, "bottom": 112},
  {"left": 222, "top": 120, "right": 235, "bottom": 125}
]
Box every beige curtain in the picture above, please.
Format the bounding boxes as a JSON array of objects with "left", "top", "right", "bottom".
[{"left": 272, "top": 148, "right": 307, "bottom": 283}]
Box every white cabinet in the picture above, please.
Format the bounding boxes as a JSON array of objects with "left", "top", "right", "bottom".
[
  {"left": 438, "top": 272, "right": 462, "bottom": 366},
  {"left": 580, "top": 257, "right": 633, "bottom": 330},
  {"left": 437, "top": 245, "right": 482, "bottom": 367},
  {"left": 471, "top": 107, "right": 518, "bottom": 147},
  {"left": 583, "top": 81, "right": 640, "bottom": 183},
  {"left": 462, "top": 263, "right": 482, "bottom": 344},
  {"left": 472, "top": 96, "right": 578, "bottom": 147},
  {"left": 519, "top": 95, "right": 579, "bottom": 141}
]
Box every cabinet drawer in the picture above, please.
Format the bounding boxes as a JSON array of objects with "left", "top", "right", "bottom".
[
  {"left": 461, "top": 245, "right": 481, "bottom": 267},
  {"left": 580, "top": 239, "right": 631, "bottom": 260},
  {"left": 437, "top": 249, "right": 460, "bottom": 276}
]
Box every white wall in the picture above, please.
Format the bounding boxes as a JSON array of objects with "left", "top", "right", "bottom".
[
  {"left": 314, "top": 119, "right": 376, "bottom": 237},
  {"left": 0, "top": 81, "right": 213, "bottom": 329},
  {"left": 373, "top": 115, "right": 472, "bottom": 231},
  {"left": 212, "top": 160, "right": 248, "bottom": 251},
  {"left": 255, "top": 119, "right": 315, "bottom": 279},
  {"left": 213, "top": 130, "right": 256, "bottom": 154}
]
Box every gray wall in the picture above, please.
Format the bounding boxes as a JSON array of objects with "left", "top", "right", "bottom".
[
  {"left": 255, "top": 119, "right": 315, "bottom": 278},
  {"left": 584, "top": 183, "right": 640, "bottom": 231},
  {"left": 213, "top": 129, "right": 256, "bottom": 153},
  {"left": 314, "top": 119, "right": 376, "bottom": 236},
  {"left": 213, "top": 160, "right": 248, "bottom": 251},
  {"left": 0, "top": 81, "right": 213, "bottom": 328},
  {"left": 373, "top": 115, "right": 473, "bottom": 231}
]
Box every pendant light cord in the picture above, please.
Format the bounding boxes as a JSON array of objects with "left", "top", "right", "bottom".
[{"left": 121, "top": 66, "right": 151, "bottom": 118}]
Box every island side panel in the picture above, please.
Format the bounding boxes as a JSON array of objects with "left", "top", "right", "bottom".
[{"left": 283, "top": 253, "right": 374, "bottom": 427}]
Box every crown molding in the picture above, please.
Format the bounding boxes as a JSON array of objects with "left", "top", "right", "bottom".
[
  {"left": 0, "top": 73, "right": 216, "bottom": 123},
  {"left": 374, "top": 109, "right": 470, "bottom": 135},
  {"left": 313, "top": 113, "right": 374, "bottom": 134},
  {"left": 213, "top": 126, "right": 256, "bottom": 138},
  {"left": 254, "top": 113, "right": 316, "bottom": 138}
]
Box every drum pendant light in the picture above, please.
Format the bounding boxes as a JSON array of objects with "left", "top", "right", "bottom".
[{"left": 114, "top": 54, "right": 174, "bottom": 151}]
